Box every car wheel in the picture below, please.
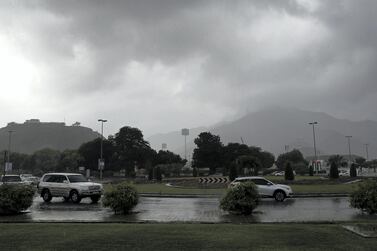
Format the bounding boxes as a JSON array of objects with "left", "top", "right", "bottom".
[
  {"left": 70, "top": 190, "right": 81, "bottom": 203},
  {"left": 274, "top": 190, "right": 286, "bottom": 202},
  {"left": 90, "top": 195, "right": 101, "bottom": 203},
  {"left": 42, "top": 189, "right": 52, "bottom": 202}
]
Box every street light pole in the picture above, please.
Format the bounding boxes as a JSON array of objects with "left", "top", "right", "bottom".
[
  {"left": 365, "top": 143, "right": 369, "bottom": 161},
  {"left": 308, "top": 122, "right": 318, "bottom": 173},
  {"left": 98, "top": 119, "right": 107, "bottom": 180},
  {"left": 346, "top": 136, "right": 352, "bottom": 164}
]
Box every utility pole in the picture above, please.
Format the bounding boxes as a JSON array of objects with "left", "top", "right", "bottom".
[
  {"left": 346, "top": 136, "right": 352, "bottom": 164},
  {"left": 98, "top": 119, "right": 107, "bottom": 180},
  {"left": 365, "top": 143, "right": 369, "bottom": 161},
  {"left": 308, "top": 122, "right": 318, "bottom": 173}
]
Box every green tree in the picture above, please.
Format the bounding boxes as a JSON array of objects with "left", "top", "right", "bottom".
[
  {"left": 113, "top": 126, "right": 153, "bottom": 177},
  {"left": 32, "top": 148, "right": 61, "bottom": 174},
  {"left": 284, "top": 162, "right": 294, "bottom": 181},
  {"left": 350, "top": 163, "right": 357, "bottom": 177},
  {"left": 78, "top": 138, "right": 115, "bottom": 171},
  {"left": 155, "top": 150, "right": 186, "bottom": 165},
  {"left": 229, "top": 161, "right": 238, "bottom": 181},
  {"left": 192, "top": 132, "right": 223, "bottom": 174},
  {"left": 57, "top": 150, "right": 83, "bottom": 172},
  {"left": 329, "top": 162, "right": 339, "bottom": 179},
  {"left": 328, "top": 155, "right": 347, "bottom": 167},
  {"left": 223, "top": 143, "right": 250, "bottom": 166},
  {"left": 248, "top": 146, "right": 275, "bottom": 170},
  {"left": 0, "top": 151, "right": 29, "bottom": 173},
  {"left": 309, "top": 165, "right": 314, "bottom": 176},
  {"left": 355, "top": 157, "right": 366, "bottom": 167},
  {"left": 237, "top": 155, "right": 261, "bottom": 176},
  {"left": 155, "top": 165, "right": 162, "bottom": 181},
  {"left": 276, "top": 149, "right": 306, "bottom": 170},
  {"left": 192, "top": 167, "right": 198, "bottom": 177}
]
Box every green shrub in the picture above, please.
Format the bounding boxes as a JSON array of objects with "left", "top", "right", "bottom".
[
  {"left": 193, "top": 167, "right": 198, "bottom": 177},
  {"left": 0, "top": 185, "right": 35, "bottom": 215},
  {"left": 309, "top": 165, "right": 314, "bottom": 176},
  {"left": 220, "top": 182, "right": 259, "bottom": 215},
  {"left": 102, "top": 182, "right": 138, "bottom": 214},
  {"left": 350, "top": 163, "right": 357, "bottom": 177},
  {"left": 329, "top": 162, "right": 339, "bottom": 179},
  {"left": 350, "top": 180, "right": 377, "bottom": 214},
  {"left": 155, "top": 166, "right": 162, "bottom": 181},
  {"left": 284, "top": 162, "right": 295, "bottom": 181}
]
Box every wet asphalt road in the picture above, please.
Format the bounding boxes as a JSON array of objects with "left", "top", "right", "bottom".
[{"left": 1, "top": 196, "right": 376, "bottom": 223}]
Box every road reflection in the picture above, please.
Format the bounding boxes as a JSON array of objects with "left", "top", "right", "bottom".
[{"left": 0, "top": 196, "right": 376, "bottom": 223}]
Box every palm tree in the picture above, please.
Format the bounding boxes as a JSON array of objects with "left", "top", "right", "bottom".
[{"left": 327, "top": 155, "right": 345, "bottom": 167}]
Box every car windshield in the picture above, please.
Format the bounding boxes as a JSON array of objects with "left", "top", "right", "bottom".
[
  {"left": 2, "top": 176, "right": 21, "bottom": 182},
  {"left": 67, "top": 175, "right": 88, "bottom": 183}
]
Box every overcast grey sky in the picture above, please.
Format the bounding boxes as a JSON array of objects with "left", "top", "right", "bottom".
[{"left": 0, "top": 0, "right": 376, "bottom": 136}]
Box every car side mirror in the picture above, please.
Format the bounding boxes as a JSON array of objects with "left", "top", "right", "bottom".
[
  {"left": 63, "top": 180, "right": 69, "bottom": 184},
  {"left": 267, "top": 183, "right": 273, "bottom": 186}
]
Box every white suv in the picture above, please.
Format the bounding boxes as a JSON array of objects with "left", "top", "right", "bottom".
[
  {"left": 37, "top": 173, "right": 103, "bottom": 203},
  {"left": 229, "top": 176, "right": 293, "bottom": 202}
]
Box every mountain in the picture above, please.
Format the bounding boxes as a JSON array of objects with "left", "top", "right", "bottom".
[
  {"left": 148, "top": 107, "right": 377, "bottom": 160},
  {"left": 0, "top": 120, "right": 100, "bottom": 154}
]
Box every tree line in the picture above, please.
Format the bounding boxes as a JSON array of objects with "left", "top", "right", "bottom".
[
  {"left": 191, "top": 132, "right": 277, "bottom": 178},
  {"left": 1, "top": 126, "right": 186, "bottom": 177}
]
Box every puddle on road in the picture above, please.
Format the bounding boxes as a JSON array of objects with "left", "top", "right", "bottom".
[{"left": 1, "top": 197, "right": 377, "bottom": 223}]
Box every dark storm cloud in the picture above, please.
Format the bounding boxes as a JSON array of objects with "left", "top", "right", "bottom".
[{"left": 0, "top": 0, "right": 377, "bottom": 135}]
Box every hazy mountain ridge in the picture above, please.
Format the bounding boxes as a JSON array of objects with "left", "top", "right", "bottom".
[
  {"left": 148, "top": 108, "right": 377, "bottom": 159},
  {"left": 0, "top": 121, "right": 100, "bottom": 154}
]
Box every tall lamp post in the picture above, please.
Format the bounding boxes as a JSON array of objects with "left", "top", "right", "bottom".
[
  {"left": 346, "top": 136, "right": 352, "bottom": 165},
  {"left": 308, "top": 122, "right": 318, "bottom": 174},
  {"left": 7, "top": 130, "right": 14, "bottom": 163},
  {"left": 181, "top": 128, "right": 189, "bottom": 160},
  {"left": 98, "top": 119, "right": 107, "bottom": 180},
  {"left": 6, "top": 130, "right": 14, "bottom": 174},
  {"left": 365, "top": 143, "right": 369, "bottom": 161}
]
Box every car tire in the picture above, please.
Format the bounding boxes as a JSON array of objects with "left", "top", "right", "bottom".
[
  {"left": 42, "top": 189, "right": 52, "bottom": 202},
  {"left": 70, "top": 190, "right": 81, "bottom": 203},
  {"left": 90, "top": 195, "right": 101, "bottom": 203},
  {"left": 274, "top": 190, "right": 286, "bottom": 202}
]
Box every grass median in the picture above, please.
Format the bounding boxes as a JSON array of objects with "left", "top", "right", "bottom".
[{"left": 0, "top": 223, "right": 376, "bottom": 251}]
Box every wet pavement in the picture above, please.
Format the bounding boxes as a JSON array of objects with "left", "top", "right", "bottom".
[{"left": 1, "top": 196, "right": 377, "bottom": 223}]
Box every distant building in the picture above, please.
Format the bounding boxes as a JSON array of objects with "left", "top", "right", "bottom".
[
  {"left": 25, "top": 119, "right": 40, "bottom": 124},
  {"left": 7, "top": 122, "right": 18, "bottom": 127}
]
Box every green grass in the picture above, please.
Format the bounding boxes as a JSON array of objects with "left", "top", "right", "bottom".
[
  {"left": 133, "top": 183, "right": 225, "bottom": 195},
  {"left": 104, "top": 176, "right": 361, "bottom": 195},
  {"left": 0, "top": 223, "right": 376, "bottom": 251}
]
